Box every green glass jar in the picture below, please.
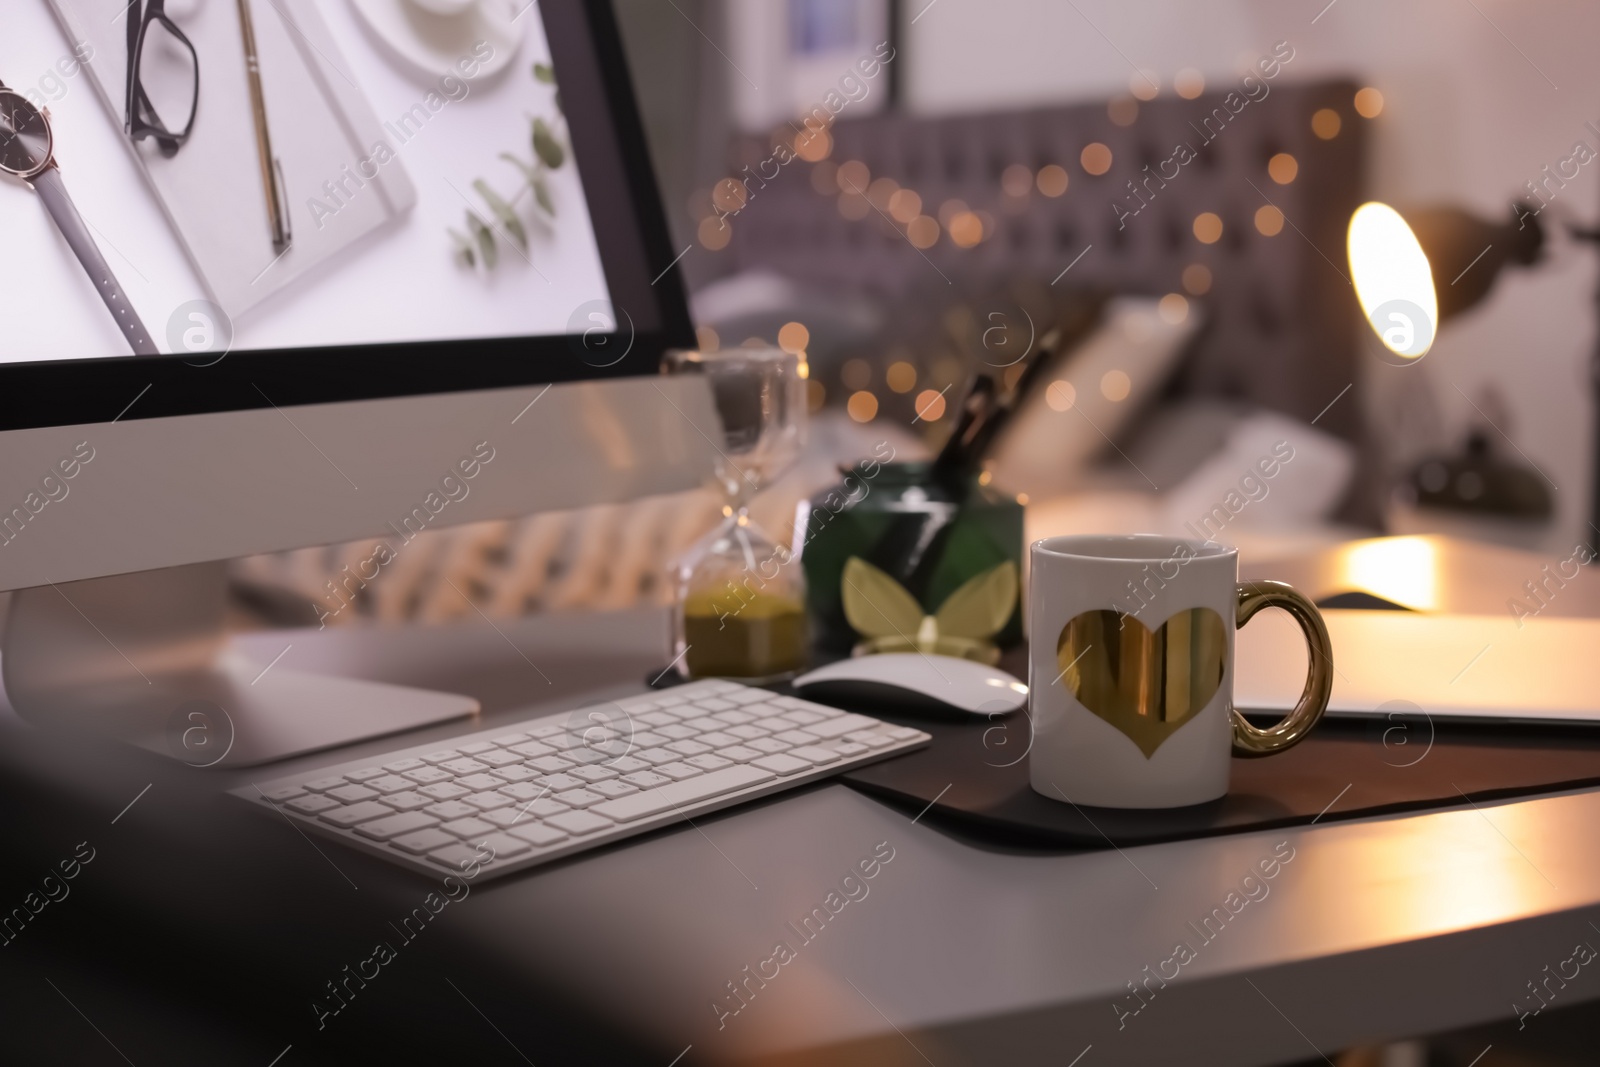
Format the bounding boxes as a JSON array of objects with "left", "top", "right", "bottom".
[{"left": 801, "top": 457, "right": 1024, "bottom": 662}]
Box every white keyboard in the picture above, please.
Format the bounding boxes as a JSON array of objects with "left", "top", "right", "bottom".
[{"left": 234, "top": 679, "right": 929, "bottom": 881}]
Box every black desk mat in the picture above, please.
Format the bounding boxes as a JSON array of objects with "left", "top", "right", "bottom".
[
  {"left": 836, "top": 710, "right": 1600, "bottom": 848},
  {"left": 647, "top": 661, "right": 1600, "bottom": 849}
]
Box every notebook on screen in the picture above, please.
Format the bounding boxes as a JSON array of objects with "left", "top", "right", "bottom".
[{"left": 45, "top": 0, "right": 417, "bottom": 317}]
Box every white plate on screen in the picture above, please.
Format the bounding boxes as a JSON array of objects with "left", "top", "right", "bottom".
[
  {"left": 347, "top": 0, "right": 526, "bottom": 82},
  {"left": 1236, "top": 608, "right": 1600, "bottom": 724}
]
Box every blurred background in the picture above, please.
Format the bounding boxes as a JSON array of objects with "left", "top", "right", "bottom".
[
  {"left": 222, "top": 4, "right": 1600, "bottom": 1059},
  {"left": 236, "top": 0, "right": 1600, "bottom": 632}
]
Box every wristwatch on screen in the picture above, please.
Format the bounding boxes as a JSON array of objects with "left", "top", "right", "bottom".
[{"left": 0, "top": 79, "right": 156, "bottom": 356}]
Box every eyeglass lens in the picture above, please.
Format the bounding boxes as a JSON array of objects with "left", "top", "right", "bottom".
[{"left": 130, "top": 4, "right": 198, "bottom": 149}]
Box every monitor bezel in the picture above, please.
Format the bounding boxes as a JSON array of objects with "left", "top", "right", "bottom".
[{"left": 0, "top": 0, "right": 695, "bottom": 433}]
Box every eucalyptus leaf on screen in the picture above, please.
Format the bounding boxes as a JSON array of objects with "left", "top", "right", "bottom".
[{"left": 473, "top": 179, "right": 527, "bottom": 249}]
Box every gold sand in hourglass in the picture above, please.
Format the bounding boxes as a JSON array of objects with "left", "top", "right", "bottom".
[{"left": 682, "top": 591, "right": 808, "bottom": 679}]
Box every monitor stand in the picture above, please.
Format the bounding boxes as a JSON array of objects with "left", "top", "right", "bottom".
[{"left": 2, "top": 562, "right": 477, "bottom": 767}]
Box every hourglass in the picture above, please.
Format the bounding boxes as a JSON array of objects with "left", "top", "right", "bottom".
[{"left": 665, "top": 347, "right": 808, "bottom": 680}]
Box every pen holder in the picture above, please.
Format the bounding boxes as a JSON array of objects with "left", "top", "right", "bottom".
[{"left": 801, "top": 460, "right": 1024, "bottom": 663}]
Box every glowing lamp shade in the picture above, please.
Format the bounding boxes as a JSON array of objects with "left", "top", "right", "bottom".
[{"left": 1347, "top": 202, "right": 1438, "bottom": 359}]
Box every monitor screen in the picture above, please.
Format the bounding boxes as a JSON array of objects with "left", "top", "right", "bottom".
[{"left": 0, "top": 0, "right": 689, "bottom": 428}]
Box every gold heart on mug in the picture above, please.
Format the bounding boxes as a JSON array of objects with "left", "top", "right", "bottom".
[{"left": 1056, "top": 607, "right": 1228, "bottom": 758}]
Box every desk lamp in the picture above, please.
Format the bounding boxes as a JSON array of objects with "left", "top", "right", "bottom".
[{"left": 1347, "top": 200, "right": 1565, "bottom": 535}]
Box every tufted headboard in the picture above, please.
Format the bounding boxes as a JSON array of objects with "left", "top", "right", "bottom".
[{"left": 724, "top": 79, "right": 1368, "bottom": 445}]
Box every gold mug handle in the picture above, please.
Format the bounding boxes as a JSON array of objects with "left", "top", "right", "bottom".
[{"left": 1229, "top": 580, "right": 1334, "bottom": 757}]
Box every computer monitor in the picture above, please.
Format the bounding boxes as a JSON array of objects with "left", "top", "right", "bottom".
[{"left": 0, "top": 0, "right": 717, "bottom": 764}]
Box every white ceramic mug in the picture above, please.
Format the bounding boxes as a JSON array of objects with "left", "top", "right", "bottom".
[{"left": 1028, "top": 534, "right": 1332, "bottom": 808}]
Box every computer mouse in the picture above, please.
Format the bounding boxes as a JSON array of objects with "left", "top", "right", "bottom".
[{"left": 792, "top": 653, "right": 1028, "bottom": 718}]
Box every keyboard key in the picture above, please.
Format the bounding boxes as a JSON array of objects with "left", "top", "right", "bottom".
[
  {"left": 570, "top": 765, "right": 618, "bottom": 783},
  {"left": 320, "top": 801, "right": 393, "bottom": 828},
  {"left": 716, "top": 711, "right": 758, "bottom": 726},
  {"left": 752, "top": 754, "right": 811, "bottom": 776},
  {"left": 545, "top": 810, "right": 614, "bottom": 836},
  {"left": 620, "top": 771, "right": 672, "bottom": 789},
  {"left": 471, "top": 833, "right": 532, "bottom": 860},
  {"left": 526, "top": 756, "right": 573, "bottom": 773},
  {"left": 380, "top": 791, "right": 432, "bottom": 812},
  {"left": 726, "top": 725, "right": 769, "bottom": 740},
  {"left": 725, "top": 689, "right": 769, "bottom": 705},
  {"left": 775, "top": 730, "right": 819, "bottom": 746},
  {"left": 553, "top": 788, "right": 606, "bottom": 809},
  {"left": 425, "top": 801, "right": 479, "bottom": 820},
  {"left": 456, "top": 774, "right": 506, "bottom": 792},
  {"left": 698, "top": 731, "right": 740, "bottom": 749},
  {"left": 304, "top": 776, "right": 348, "bottom": 792},
  {"left": 608, "top": 756, "right": 652, "bottom": 774},
  {"left": 420, "top": 750, "right": 462, "bottom": 764},
  {"left": 498, "top": 782, "right": 549, "bottom": 801},
  {"left": 260, "top": 784, "right": 306, "bottom": 802},
  {"left": 629, "top": 730, "right": 672, "bottom": 748},
  {"left": 589, "top": 779, "right": 638, "bottom": 798},
  {"left": 477, "top": 750, "right": 524, "bottom": 768},
  {"left": 403, "top": 767, "right": 453, "bottom": 785},
  {"left": 426, "top": 843, "right": 496, "bottom": 871},
  {"left": 440, "top": 758, "right": 490, "bottom": 775},
  {"left": 636, "top": 711, "right": 676, "bottom": 727},
  {"left": 686, "top": 754, "right": 733, "bottom": 772},
  {"left": 694, "top": 698, "right": 735, "bottom": 712},
  {"left": 684, "top": 716, "right": 724, "bottom": 732},
  {"left": 847, "top": 730, "right": 896, "bottom": 749},
  {"left": 782, "top": 709, "right": 827, "bottom": 725},
  {"left": 634, "top": 748, "right": 679, "bottom": 766},
  {"left": 802, "top": 714, "right": 880, "bottom": 739},
  {"left": 657, "top": 724, "right": 696, "bottom": 740},
  {"left": 391, "top": 828, "right": 458, "bottom": 855},
  {"left": 716, "top": 745, "right": 764, "bottom": 763},
  {"left": 355, "top": 812, "right": 439, "bottom": 841},
  {"left": 463, "top": 791, "right": 513, "bottom": 812},
  {"left": 457, "top": 741, "right": 494, "bottom": 755},
  {"left": 747, "top": 738, "right": 791, "bottom": 754},
  {"left": 666, "top": 739, "right": 712, "bottom": 757},
  {"left": 887, "top": 727, "right": 924, "bottom": 741},
  {"left": 744, "top": 702, "right": 787, "bottom": 718},
  {"left": 591, "top": 764, "right": 775, "bottom": 822},
  {"left": 508, "top": 823, "right": 569, "bottom": 848},
  {"left": 440, "top": 817, "right": 498, "bottom": 838},
  {"left": 490, "top": 733, "right": 529, "bottom": 746},
  {"left": 542, "top": 733, "right": 582, "bottom": 750},
  {"left": 788, "top": 746, "right": 842, "bottom": 765},
  {"left": 286, "top": 794, "right": 340, "bottom": 814},
  {"left": 383, "top": 758, "right": 425, "bottom": 773},
  {"left": 326, "top": 784, "right": 379, "bottom": 804},
  {"left": 509, "top": 797, "right": 569, "bottom": 819},
  {"left": 510, "top": 740, "right": 558, "bottom": 759},
  {"left": 538, "top": 773, "right": 586, "bottom": 792},
  {"left": 481, "top": 807, "right": 533, "bottom": 828},
  {"left": 491, "top": 765, "right": 539, "bottom": 783},
  {"left": 527, "top": 723, "right": 567, "bottom": 738},
  {"left": 345, "top": 767, "right": 386, "bottom": 782},
  {"left": 655, "top": 762, "right": 703, "bottom": 781},
  {"left": 419, "top": 783, "right": 470, "bottom": 801},
  {"left": 366, "top": 775, "right": 417, "bottom": 795},
  {"left": 831, "top": 742, "right": 869, "bottom": 757}
]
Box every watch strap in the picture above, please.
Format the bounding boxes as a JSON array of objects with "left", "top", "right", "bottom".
[{"left": 32, "top": 167, "right": 157, "bottom": 356}]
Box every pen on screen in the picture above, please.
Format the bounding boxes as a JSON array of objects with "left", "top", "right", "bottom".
[{"left": 237, "top": 0, "right": 291, "bottom": 252}]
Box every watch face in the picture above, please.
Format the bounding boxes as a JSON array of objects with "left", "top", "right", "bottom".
[{"left": 0, "top": 90, "right": 51, "bottom": 177}]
